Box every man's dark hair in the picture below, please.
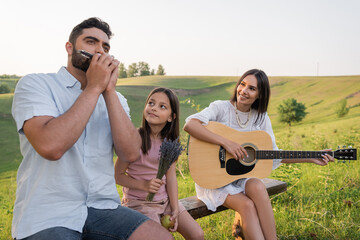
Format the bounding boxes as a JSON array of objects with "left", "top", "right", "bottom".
[{"left": 69, "top": 17, "right": 113, "bottom": 45}]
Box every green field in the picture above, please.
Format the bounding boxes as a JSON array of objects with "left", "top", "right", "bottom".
[
  {"left": 0, "top": 79, "right": 19, "bottom": 94},
  {"left": 1, "top": 75, "right": 359, "bottom": 239}
]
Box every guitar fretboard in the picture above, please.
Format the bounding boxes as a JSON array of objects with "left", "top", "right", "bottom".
[{"left": 256, "top": 150, "right": 334, "bottom": 159}]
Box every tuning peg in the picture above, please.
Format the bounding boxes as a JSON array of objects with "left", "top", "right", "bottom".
[{"left": 349, "top": 145, "right": 352, "bottom": 148}]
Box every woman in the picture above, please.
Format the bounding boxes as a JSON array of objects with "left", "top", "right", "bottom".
[{"left": 184, "top": 69, "right": 334, "bottom": 239}]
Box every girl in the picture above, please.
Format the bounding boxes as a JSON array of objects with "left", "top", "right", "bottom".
[
  {"left": 115, "top": 87, "right": 204, "bottom": 240},
  {"left": 183, "top": 69, "right": 334, "bottom": 240}
]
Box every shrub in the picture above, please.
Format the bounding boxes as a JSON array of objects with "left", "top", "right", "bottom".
[
  {"left": 0, "top": 83, "right": 11, "bottom": 94},
  {"left": 335, "top": 99, "right": 349, "bottom": 118}
]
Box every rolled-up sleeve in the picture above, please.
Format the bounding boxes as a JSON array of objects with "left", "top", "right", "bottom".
[{"left": 12, "top": 74, "right": 59, "bottom": 134}]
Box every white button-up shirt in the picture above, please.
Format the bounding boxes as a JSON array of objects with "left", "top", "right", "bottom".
[
  {"left": 185, "top": 100, "right": 282, "bottom": 211},
  {"left": 11, "top": 67, "right": 129, "bottom": 239}
]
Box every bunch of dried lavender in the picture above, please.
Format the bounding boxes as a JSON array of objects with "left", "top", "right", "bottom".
[{"left": 146, "top": 137, "right": 184, "bottom": 201}]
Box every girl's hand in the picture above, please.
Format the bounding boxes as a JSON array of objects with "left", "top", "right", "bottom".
[
  {"left": 168, "top": 210, "right": 179, "bottom": 232},
  {"left": 144, "top": 178, "right": 164, "bottom": 193},
  {"left": 310, "top": 149, "right": 335, "bottom": 166},
  {"left": 222, "top": 138, "right": 248, "bottom": 161}
]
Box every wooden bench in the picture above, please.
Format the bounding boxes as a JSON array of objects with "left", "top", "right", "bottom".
[{"left": 179, "top": 178, "right": 287, "bottom": 239}]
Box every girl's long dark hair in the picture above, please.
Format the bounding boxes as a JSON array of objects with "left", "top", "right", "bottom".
[
  {"left": 230, "top": 69, "right": 270, "bottom": 124},
  {"left": 139, "top": 87, "right": 180, "bottom": 155}
]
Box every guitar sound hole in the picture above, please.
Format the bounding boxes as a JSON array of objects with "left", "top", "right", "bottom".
[{"left": 239, "top": 146, "right": 256, "bottom": 166}]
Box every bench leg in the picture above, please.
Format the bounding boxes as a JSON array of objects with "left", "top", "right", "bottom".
[{"left": 232, "top": 212, "right": 245, "bottom": 240}]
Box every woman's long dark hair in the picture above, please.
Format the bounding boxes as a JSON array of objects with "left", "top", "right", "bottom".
[
  {"left": 139, "top": 87, "right": 180, "bottom": 154},
  {"left": 230, "top": 69, "right": 270, "bottom": 124}
]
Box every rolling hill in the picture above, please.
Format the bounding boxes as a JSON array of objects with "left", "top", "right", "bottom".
[{"left": 1, "top": 75, "right": 359, "bottom": 239}]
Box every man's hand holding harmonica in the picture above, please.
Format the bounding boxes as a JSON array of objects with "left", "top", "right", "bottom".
[{"left": 86, "top": 53, "right": 119, "bottom": 95}]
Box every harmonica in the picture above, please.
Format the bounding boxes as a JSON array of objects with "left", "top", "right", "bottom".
[{"left": 78, "top": 50, "right": 93, "bottom": 59}]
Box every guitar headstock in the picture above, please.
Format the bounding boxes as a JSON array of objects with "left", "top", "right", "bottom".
[{"left": 333, "top": 146, "right": 357, "bottom": 162}]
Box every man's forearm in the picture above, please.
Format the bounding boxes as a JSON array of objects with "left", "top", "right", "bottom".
[{"left": 103, "top": 90, "right": 141, "bottom": 162}]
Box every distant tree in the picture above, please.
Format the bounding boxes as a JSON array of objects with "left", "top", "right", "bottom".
[
  {"left": 335, "top": 99, "right": 349, "bottom": 118},
  {"left": 0, "top": 74, "right": 21, "bottom": 79},
  {"left": 118, "top": 63, "right": 127, "bottom": 78},
  {"left": 156, "top": 65, "right": 166, "bottom": 75},
  {"left": 0, "top": 83, "right": 11, "bottom": 94},
  {"left": 127, "top": 63, "right": 138, "bottom": 78},
  {"left": 138, "top": 62, "right": 150, "bottom": 76},
  {"left": 277, "top": 98, "right": 307, "bottom": 127},
  {"left": 150, "top": 69, "right": 155, "bottom": 75}
]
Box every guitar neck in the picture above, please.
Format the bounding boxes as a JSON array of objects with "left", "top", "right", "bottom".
[{"left": 256, "top": 150, "right": 333, "bottom": 160}]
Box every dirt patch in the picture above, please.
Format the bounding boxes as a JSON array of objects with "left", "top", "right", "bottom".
[
  {"left": 120, "top": 85, "right": 214, "bottom": 97},
  {"left": 346, "top": 91, "right": 360, "bottom": 99},
  {"left": 0, "top": 113, "right": 12, "bottom": 119},
  {"left": 171, "top": 88, "right": 212, "bottom": 96}
]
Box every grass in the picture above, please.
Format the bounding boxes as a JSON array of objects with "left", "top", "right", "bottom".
[
  {"left": 0, "top": 117, "right": 20, "bottom": 239},
  {"left": 1, "top": 75, "right": 360, "bottom": 239},
  {"left": 0, "top": 94, "right": 13, "bottom": 116},
  {"left": 117, "top": 75, "right": 238, "bottom": 89},
  {"left": 281, "top": 164, "right": 359, "bottom": 239},
  {"left": 269, "top": 127, "right": 360, "bottom": 240}
]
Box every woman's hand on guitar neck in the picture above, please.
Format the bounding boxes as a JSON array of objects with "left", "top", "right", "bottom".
[
  {"left": 222, "top": 138, "right": 248, "bottom": 161},
  {"left": 282, "top": 149, "right": 335, "bottom": 165},
  {"left": 310, "top": 149, "right": 335, "bottom": 166}
]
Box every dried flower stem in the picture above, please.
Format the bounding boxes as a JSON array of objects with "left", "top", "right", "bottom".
[{"left": 146, "top": 138, "right": 183, "bottom": 201}]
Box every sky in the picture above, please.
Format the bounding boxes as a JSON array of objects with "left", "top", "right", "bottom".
[{"left": 1, "top": 0, "right": 359, "bottom": 77}]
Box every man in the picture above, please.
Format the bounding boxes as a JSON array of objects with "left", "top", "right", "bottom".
[{"left": 12, "top": 17, "right": 173, "bottom": 240}]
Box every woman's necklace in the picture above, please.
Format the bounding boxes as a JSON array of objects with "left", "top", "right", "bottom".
[{"left": 233, "top": 101, "right": 251, "bottom": 128}]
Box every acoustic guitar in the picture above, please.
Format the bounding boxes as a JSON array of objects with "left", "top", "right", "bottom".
[{"left": 187, "top": 121, "right": 358, "bottom": 189}]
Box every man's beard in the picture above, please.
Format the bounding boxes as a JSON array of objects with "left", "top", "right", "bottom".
[{"left": 71, "top": 47, "right": 91, "bottom": 72}]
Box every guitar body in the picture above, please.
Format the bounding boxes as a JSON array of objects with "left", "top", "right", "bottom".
[{"left": 188, "top": 121, "right": 274, "bottom": 189}]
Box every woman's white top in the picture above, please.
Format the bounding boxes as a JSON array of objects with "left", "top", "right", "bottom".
[{"left": 185, "top": 100, "right": 282, "bottom": 211}]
